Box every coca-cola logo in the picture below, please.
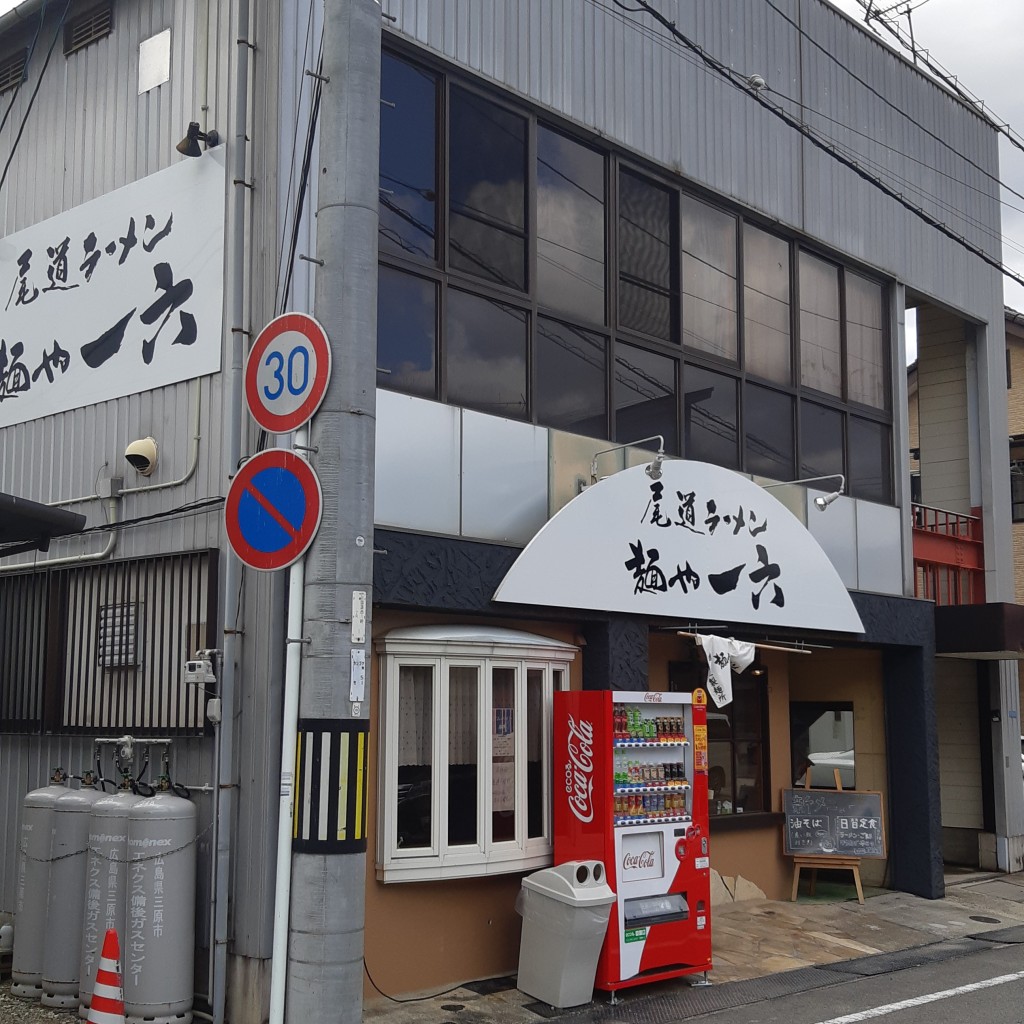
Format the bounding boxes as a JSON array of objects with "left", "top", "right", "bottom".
[
  {"left": 623, "top": 849, "right": 656, "bottom": 871},
  {"left": 564, "top": 714, "right": 595, "bottom": 823},
  {"left": 643, "top": 693, "right": 664, "bottom": 703}
]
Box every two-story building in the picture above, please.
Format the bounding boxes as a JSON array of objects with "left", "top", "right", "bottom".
[{"left": 0, "top": 0, "right": 1022, "bottom": 1020}]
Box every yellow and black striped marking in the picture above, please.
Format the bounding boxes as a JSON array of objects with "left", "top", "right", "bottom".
[{"left": 293, "top": 718, "right": 368, "bottom": 853}]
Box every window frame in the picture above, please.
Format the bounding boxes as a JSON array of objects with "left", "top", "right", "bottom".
[
  {"left": 705, "top": 671, "right": 770, "bottom": 819},
  {"left": 376, "top": 627, "right": 575, "bottom": 883},
  {"left": 376, "top": 44, "right": 895, "bottom": 503}
]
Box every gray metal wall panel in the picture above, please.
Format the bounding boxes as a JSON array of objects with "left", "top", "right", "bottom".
[{"left": 383, "top": 0, "right": 1002, "bottom": 321}]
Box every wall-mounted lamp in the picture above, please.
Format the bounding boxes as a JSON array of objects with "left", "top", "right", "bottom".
[
  {"left": 590, "top": 435, "right": 665, "bottom": 485},
  {"left": 176, "top": 121, "right": 221, "bottom": 158},
  {"left": 763, "top": 474, "right": 845, "bottom": 512}
]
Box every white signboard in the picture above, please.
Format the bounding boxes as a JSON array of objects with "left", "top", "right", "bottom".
[
  {"left": 0, "top": 149, "right": 226, "bottom": 427},
  {"left": 493, "top": 461, "right": 865, "bottom": 634}
]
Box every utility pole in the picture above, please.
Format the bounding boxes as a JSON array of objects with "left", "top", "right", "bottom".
[{"left": 286, "top": 1, "right": 380, "bottom": 1022}]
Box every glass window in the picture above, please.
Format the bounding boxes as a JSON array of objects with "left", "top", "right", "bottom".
[
  {"left": 800, "top": 401, "right": 844, "bottom": 481},
  {"left": 1012, "top": 463, "right": 1024, "bottom": 523},
  {"left": 614, "top": 342, "right": 678, "bottom": 454},
  {"left": 529, "top": 668, "right": 552, "bottom": 840},
  {"left": 535, "top": 318, "right": 607, "bottom": 437},
  {"left": 743, "top": 225, "right": 791, "bottom": 384},
  {"left": 396, "top": 665, "right": 434, "bottom": 850},
  {"left": 846, "top": 272, "right": 887, "bottom": 409},
  {"left": 448, "top": 667, "right": 479, "bottom": 846},
  {"left": 492, "top": 667, "right": 517, "bottom": 843},
  {"left": 537, "top": 127, "right": 605, "bottom": 323},
  {"left": 848, "top": 417, "right": 891, "bottom": 503},
  {"left": 684, "top": 363, "right": 739, "bottom": 469},
  {"left": 790, "top": 701, "right": 855, "bottom": 789},
  {"left": 446, "top": 290, "right": 527, "bottom": 419},
  {"left": 707, "top": 674, "right": 767, "bottom": 817},
  {"left": 618, "top": 169, "right": 676, "bottom": 342},
  {"left": 799, "top": 252, "right": 842, "bottom": 396},
  {"left": 379, "top": 53, "right": 438, "bottom": 261},
  {"left": 376, "top": 267, "right": 437, "bottom": 398},
  {"left": 449, "top": 87, "right": 527, "bottom": 289},
  {"left": 681, "top": 195, "right": 737, "bottom": 361},
  {"left": 378, "top": 630, "right": 575, "bottom": 882},
  {"left": 744, "top": 382, "right": 794, "bottom": 480}
]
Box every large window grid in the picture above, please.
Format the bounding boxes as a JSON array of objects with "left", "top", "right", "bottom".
[
  {"left": 377, "top": 46, "right": 894, "bottom": 502},
  {"left": 377, "top": 627, "right": 575, "bottom": 882}
]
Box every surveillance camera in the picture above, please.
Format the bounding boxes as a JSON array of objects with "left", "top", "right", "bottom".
[{"left": 125, "top": 437, "right": 158, "bottom": 476}]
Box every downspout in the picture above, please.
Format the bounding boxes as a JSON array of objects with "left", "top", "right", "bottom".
[
  {"left": 268, "top": 426, "right": 308, "bottom": 1024},
  {"left": 212, "top": 0, "right": 251, "bottom": 1018}
]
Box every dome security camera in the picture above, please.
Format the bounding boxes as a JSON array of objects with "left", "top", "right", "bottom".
[{"left": 125, "top": 437, "right": 158, "bottom": 476}]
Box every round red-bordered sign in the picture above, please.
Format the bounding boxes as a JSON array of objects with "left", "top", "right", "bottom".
[
  {"left": 225, "top": 449, "right": 323, "bottom": 571},
  {"left": 245, "top": 313, "right": 332, "bottom": 433}
]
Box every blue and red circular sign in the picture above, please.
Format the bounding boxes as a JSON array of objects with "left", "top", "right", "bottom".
[
  {"left": 225, "top": 449, "right": 323, "bottom": 571},
  {"left": 245, "top": 313, "right": 332, "bottom": 434}
]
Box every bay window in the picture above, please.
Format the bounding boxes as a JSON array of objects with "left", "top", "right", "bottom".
[{"left": 377, "top": 626, "right": 575, "bottom": 882}]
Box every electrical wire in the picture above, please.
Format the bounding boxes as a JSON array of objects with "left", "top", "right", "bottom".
[
  {"left": 0, "top": 0, "right": 73, "bottom": 194},
  {"left": 599, "top": 0, "right": 1024, "bottom": 291},
  {"left": 758, "top": 0, "right": 1024, "bottom": 208}
]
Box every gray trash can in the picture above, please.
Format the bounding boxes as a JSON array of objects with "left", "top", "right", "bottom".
[{"left": 515, "top": 860, "right": 615, "bottom": 1008}]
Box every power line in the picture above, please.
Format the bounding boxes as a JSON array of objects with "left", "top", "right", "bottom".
[
  {"left": 854, "top": 0, "right": 1024, "bottom": 157},
  {"left": 600, "top": 0, "right": 1024, "bottom": 291}
]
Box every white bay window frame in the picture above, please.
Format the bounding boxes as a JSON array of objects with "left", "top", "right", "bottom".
[{"left": 376, "top": 626, "right": 576, "bottom": 883}]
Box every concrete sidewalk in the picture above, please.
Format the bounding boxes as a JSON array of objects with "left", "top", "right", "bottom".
[{"left": 364, "top": 869, "right": 1024, "bottom": 1023}]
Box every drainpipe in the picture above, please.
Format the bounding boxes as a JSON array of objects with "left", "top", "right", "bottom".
[
  {"left": 212, "top": 0, "right": 252, "bottom": 1018},
  {"left": 269, "top": 428, "right": 308, "bottom": 1023}
]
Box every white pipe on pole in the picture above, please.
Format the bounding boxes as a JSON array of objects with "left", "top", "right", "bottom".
[{"left": 269, "top": 428, "right": 309, "bottom": 1024}]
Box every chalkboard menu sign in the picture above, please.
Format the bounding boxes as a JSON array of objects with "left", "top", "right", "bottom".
[{"left": 782, "top": 788, "right": 885, "bottom": 859}]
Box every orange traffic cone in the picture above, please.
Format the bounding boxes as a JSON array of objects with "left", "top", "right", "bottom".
[{"left": 86, "top": 929, "right": 125, "bottom": 1024}]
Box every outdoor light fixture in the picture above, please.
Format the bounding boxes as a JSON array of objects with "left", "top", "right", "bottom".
[
  {"left": 590, "top": 435, "right": 666, "bottom": 485},
  {"left": 763, "top": 474, "right": 845, "bottom": 512},
  {"left": 176, "top": 121, "right": 221, "bottom": 158}
]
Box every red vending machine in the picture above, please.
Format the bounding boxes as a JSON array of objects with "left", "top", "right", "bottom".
[{"left": 553, "top": 689, "right": 712, "bottom": 992}]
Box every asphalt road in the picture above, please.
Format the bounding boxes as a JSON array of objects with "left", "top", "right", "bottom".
[{"left": 697, "top": 943, "right": 1024, "bottom": 1024}]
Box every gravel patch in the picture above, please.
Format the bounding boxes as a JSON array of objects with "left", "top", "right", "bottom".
[{"left": 0, "top": 981, "right": 80, "bottom": 1024}]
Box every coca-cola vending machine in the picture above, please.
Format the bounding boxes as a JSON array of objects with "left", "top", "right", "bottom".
[{"left": 554, "top": 688, "right": 712, "bottom": 992}]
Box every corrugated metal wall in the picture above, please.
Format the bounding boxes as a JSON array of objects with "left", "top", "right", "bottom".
[
  {"left": 384, "top": 0, "right": 1003, "bottom": 323},
  {"left": 0, "top": 0, "right": 287, "bottom": 963}
]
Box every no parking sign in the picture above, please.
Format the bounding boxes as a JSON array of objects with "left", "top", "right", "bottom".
[{"left": 225, "top": 449, "right": 323, "bottom": 571}]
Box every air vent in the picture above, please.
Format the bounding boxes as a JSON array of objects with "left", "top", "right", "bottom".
[
  {"left": 64, "top": 3, "right": 113, "bottom": 57},
  {"left": 0, "top": 49, "right": 27, "bottom": 94}
]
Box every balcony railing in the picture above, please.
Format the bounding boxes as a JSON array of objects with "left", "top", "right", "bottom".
[{"left": 912, "top": 503, "right": 985, "bottom": 606}]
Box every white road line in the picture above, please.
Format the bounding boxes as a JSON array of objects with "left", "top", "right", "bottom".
[{"left": 813, "top": 971, "right": 1024, "bottom": 1024}]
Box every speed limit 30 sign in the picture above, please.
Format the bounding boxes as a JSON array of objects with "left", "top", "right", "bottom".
[{"left": 245, "top": 313, "right": 332, "bottom": 433}]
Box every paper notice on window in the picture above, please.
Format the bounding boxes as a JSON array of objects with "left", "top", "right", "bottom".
[
  {"left": 492, "top": 707, "right": 514, "bottom": 757},
  {"left": 492, "top": 759, "right": 515, "bottom": 811}
]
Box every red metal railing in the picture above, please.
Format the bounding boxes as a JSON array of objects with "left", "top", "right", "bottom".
[{"left": 911, "top": 503, "right": 985, "bottom": 605}]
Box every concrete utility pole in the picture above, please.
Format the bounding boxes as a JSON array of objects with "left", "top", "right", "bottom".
[{"left": 286, "top": 1, "right": 380, "bottom": 1021}]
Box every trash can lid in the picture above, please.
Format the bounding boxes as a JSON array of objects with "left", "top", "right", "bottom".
[{"left": 521, "top": 861, "right": 616, "bottom": 907}]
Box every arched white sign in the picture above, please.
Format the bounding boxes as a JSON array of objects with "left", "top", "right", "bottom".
[{"left": 494, "top": 461, "right": 864, "bottom": 634}]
